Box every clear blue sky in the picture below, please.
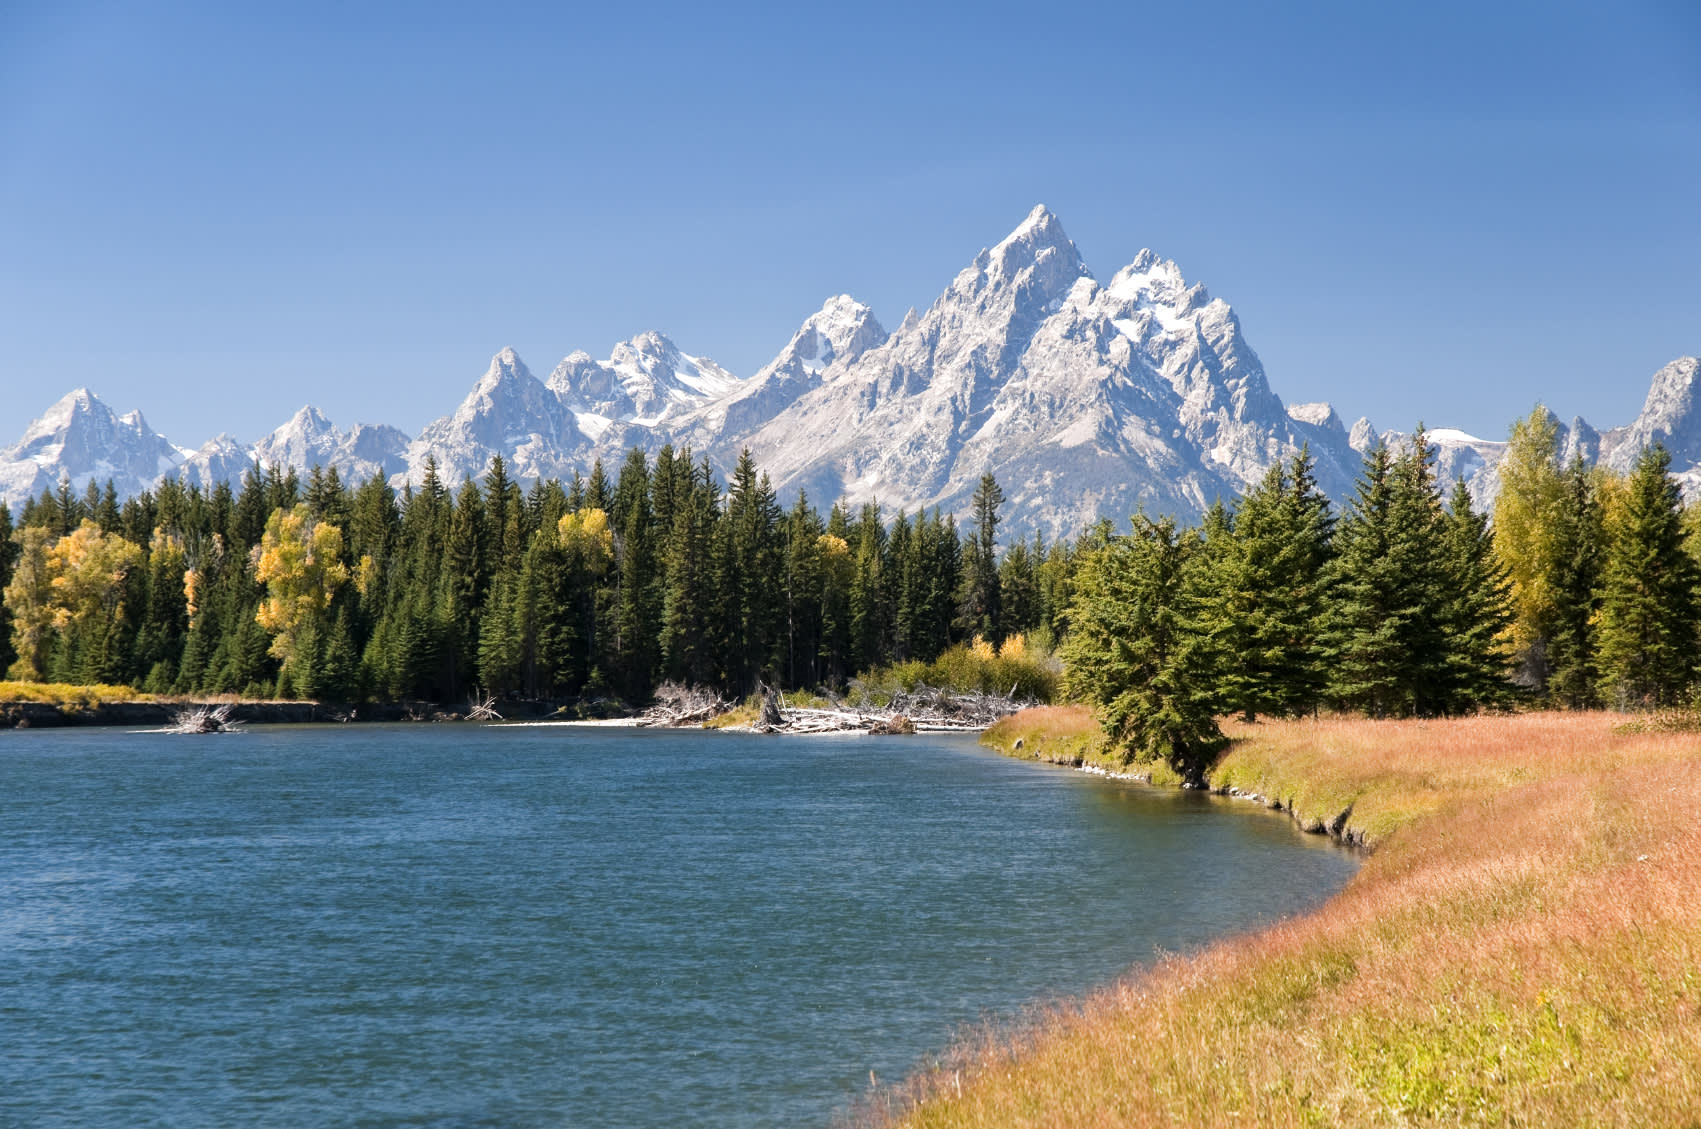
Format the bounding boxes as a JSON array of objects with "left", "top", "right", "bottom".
[{"left": 2, "top": 0, "right": 1697, "bottom": 448}]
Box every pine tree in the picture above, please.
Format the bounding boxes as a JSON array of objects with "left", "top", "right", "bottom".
[
  {"left": 1321, "top": 434, "right": 1453, "bottom": 718},
  {"left": 0, "top": 502, "right": 15, "bottom": 675},
  {"left": 441, "top": 478, "right": 488, "bottom": 695},
  {"left": 848, "top": 503, "right": 888, "bottom": 672},
  {"left": 1204, "top": 449, "right": 1336, "bottom": 719},
  {"left": 611, "top": 447, "right": 660, "bottom": 701},
  {"left": 1596, "top": 444, "right": 1701, "bottom": 708},
  {"left": 998, "top": 535, "right": 1042, "bottom": 640},
  {"left": 781, "top": 491, "right": 825, "bottom": 688},
  {"left": 957, "top": 473, "right": 1005, "bottom": 641},
  {"left": 660, "top": 459, "right": 720, "bottom": 685},
  {"left": 721, "top": 450, "right": 783, "bottom": 693},
  {"left": 1546, "top": 455, "right": 1607, "bottom": 708},
  {"left": 1060, "top": 514, "right": 1222, "bottom": 781},
  {"left": 1437, "top": 479, "right": 1514, "bottom": 711}
]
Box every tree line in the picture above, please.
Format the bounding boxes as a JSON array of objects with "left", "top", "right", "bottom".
[
  {"left": 0, "top": 448, "right": 1074, "bottom": 704},
  {"left": 4, "top": 410, "right": 1697, "bottom": 751},
  {"left": 1061, "top": 419, "right": 1701, "bottom": 780}
]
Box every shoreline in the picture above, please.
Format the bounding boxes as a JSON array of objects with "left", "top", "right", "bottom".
[
  {"left": 880, "top": 710, "right": 1701, "bottom": 1126},
  {"left": 0, "top": 697, "right": 633, "bottom": 730}
]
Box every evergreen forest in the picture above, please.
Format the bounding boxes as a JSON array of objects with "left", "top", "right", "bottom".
[{"left": 4, "top": 413, "right": 1700, "bottom": 779}]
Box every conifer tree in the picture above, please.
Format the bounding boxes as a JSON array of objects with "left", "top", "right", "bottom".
[
  {"left": 1061, "top": 514, "right": 1221, "bottom": 781},
  {"left": 660, "top": 459, "right": 720, "bottom": 685},
  {"left": 0, "top": 502, "right": 14, "bottom": 675},
  {"left": 441, "top": 478, "right": 488, "bottom": 695},
  {"left": 1204, "top": 449, "right": 1335, "bottom": 719},
  {"left": 1438, "top": 479, "right": 1514, "bottom": 710},
  {"left": 721, "top": 450, "right": 783, "bottom": 692},
  {"left": 998, "top": 535, "right": 1042, "bottom": 640},
  {"left": 957, "top": 473, "right": 1004, "bottom": 641},
  {"left": 611, "top": 448, "right": 660, "bottom": 701},
  {"left": 1596, "top": 444, "right": 1701, "bottom": 708},
  {"left": 1321, "top": 435, "right": 1453, "bottom": 717},
  {"left": 1546, "top": 455, "right": 1607, "bottom": 708},
  {"left": 848, "top": 502, "right": 888, "bottom": 672},
  {"left": 781, "top": 491, "right": 825, "bottom": 687}
]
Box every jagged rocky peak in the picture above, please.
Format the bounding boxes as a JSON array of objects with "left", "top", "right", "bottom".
[
  {"left": 479, "top": 346, "right": 532, "bottom": 390},
  {"left": 780, "top": 295, "right": 887, "bottom": 375},
  {"left": 399, "top": 345, "right": 584, "bottom": 488},
  {"left": 1561, "top": 415, "right": 1600, "bottom": 465},
  {"left": 255, "top": 405, "right": 339, "bottom": 466},
  {"left": 1606, "top": 355, "right": 1701, "bottom": 470},
  {"left": 1348, "top": 417, "right": 1379, "bottom": 452},
  {"left": 969, "top": 204, "right": 1089, "bottom": 301},
  {"left": 0, "top": 387, "right": 186, "bottom": 508},
  {"left": 174, "top": 433, "right": 255, "bottom": 490}
]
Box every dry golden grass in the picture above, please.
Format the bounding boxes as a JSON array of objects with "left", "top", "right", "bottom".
[
  {"left": 982, "top": 705, "right": 1121, "bottom": 767},
  {"left": 877, "top": 712, "right": 1701, "bottom": 1128}
]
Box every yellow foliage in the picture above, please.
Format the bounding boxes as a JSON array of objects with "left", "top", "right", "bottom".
[
  {"left": 46, "top": 521, "right": 144, "bottom": 632},
  {"left": 4, "top": 526, "right": 57, "bottom": 680},
  {"left": 183, "top": 568, "right": 201, "bottom": 621},
  {"left": 355, "top": 553, "right": 378, "bottom": 600},
  {"left": 997, "top": 633, "right": 1026, "bottom": 661},
  {"left": 969, "top": 633, "right": 996, "bottom": 661},
  {"left": 254, "top": 505, "right": 348, "bottom": 666},
  {"left": 817, "top": 533, "right": 850, "bottom": 559},
  {"left": 0, "top": 680, "right": 150, "bottom": 706},
  {"left": 557, "top": 507, "right": 614, "bottom": 573}
]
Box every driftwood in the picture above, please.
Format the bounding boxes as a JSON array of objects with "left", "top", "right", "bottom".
[
  {"left": 164, "top": 703, "right": 241, "bottom": 734},
  {"left": 729, "top": 683, "right": 1029, "bottom": 735},
  {"left": 639, "top": 682, "right": 734, "bottom": 727},
  {"left": 467, "top": 694, "right": 503, "bottom": 721}
]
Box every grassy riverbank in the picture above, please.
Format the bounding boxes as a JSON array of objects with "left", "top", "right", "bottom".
[{"left": 878, "top": 711, "right": 1700, "bottom": 1127}]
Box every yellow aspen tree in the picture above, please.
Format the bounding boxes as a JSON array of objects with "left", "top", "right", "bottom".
[
  {"left": 1492, "top": 408, "right": 1566, "bottom": 686},
  {"left": 46, "top": 522, "right": 144, "bottom": 634},
  {"left": 558, "top": 508, "right": 614, "bottom": 576},
  {"left": 4, "top": 526, "right": 56, "bottom": 680},
  {"left": 255, "top": 504, "right": 348, "bottom": 673}
]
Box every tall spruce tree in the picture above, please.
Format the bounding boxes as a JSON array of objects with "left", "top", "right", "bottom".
[
  {"left": 1200, "top": 447, "right": 1335, "bottom": 720},
  {"left": 1545, "top": 455, "right": 1607, "bottom": 708},
  {"left": 957, "top": 473, "right": 1004, "bottom": 641},
  {"left": 1438, "top": 479, "right": 1514, "bottom": 711},
  {"left": 1060, "top": 514, "right": 1222, "bottom": 781},
  {"left": 1596, "top": 444, "right": 1701, "bottom": 708},
  {"left": 0, "top": 502, "right": 14, "bottom": 675},
  {"left": 1322, "top": 433, "right": 1454, "bottom": 717}
]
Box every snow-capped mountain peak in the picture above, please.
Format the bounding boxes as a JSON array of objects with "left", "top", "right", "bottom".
[
  {"left": 400, "top": 347, "right": 584, "bottom": 487},
  {"left": 0, "top": 388, "right": 185, "bottom": 506}
]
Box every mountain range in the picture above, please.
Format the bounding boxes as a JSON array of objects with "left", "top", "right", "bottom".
[{"left": 2, "top": 207, "right": 1695, "bottom": 539}]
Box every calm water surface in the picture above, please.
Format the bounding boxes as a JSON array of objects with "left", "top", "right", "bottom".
[{"left": 0, "top": 724, "right": 1356, "bottom": 1128}]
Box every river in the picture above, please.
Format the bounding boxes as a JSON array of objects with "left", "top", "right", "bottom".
[{"left": 0, "top": 723, "right": 1356, "bottom": 1127}]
